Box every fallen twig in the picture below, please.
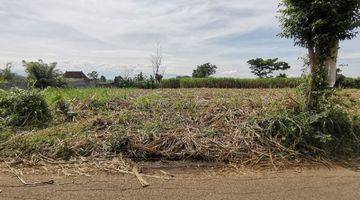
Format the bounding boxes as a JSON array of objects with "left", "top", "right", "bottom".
[
  {"left": 132, "top": 167, "right": 150, "bottom": 188},
  {"left": 5, "top": 162, "right": 54, "bottom": 186},
  {"left": 160, "top": 170, "right": 175, "bottom": 178}
]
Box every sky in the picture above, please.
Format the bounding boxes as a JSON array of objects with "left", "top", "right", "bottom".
[{"left": 0, "top": 0, "right": 359, "bottom": 79}]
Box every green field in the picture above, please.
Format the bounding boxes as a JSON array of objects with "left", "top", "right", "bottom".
[{"left": 0, "top": 88, "right": 359, "bottom": 166}]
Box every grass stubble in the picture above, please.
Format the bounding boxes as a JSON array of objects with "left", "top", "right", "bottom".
[{"left": 0, "top": 88, "right": 359, "bottom": 174}]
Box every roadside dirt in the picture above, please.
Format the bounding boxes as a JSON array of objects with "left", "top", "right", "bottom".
[{"left": 0, "top": 162, "right": 359, "bottom": 200}]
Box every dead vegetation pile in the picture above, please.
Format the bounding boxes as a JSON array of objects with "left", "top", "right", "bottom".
[{"left": 1, "top": 88, "right": 359, "bottom": 168}]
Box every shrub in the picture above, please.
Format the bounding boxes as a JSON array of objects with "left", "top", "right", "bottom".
[
  {"left": 133, "top": 79, "right": 158, "bottom": 89},
  {"left": 114, "top": 75, "right": 158, "bottom": 89},
  {"left": 0, "top": 76, "right": 5, "bottom": 83},
  {"left": 54, "top": 98, "right": 77, "bottom": 121},
  {"left": 0, "top": 89, "right": 52, "bottom": 127},
  {"left": 342, "top": 77, "right": 360, "bottom": 89},
  {"left": 259, "top": 93, "right": 360, "bottom": 156}
]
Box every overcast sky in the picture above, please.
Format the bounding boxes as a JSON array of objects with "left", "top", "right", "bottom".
[{"left": 0, "top": 0, "right": 359, "bottom": 78}]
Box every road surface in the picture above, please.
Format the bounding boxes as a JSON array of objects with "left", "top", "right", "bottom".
[{"left": 0, "top": 166, "right": 359, "bottom": 200}]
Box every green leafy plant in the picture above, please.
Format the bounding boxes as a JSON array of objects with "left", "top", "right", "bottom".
[
  {"left": 342, "top": 77, "right": 360, "bottom": 89},
  {"left": 259, "top": 90, "right": 359, "bottom": 156},
  {"left": 54, "top": 98, "right": 77, "bottom": 121},
  {"left": 0, "top": 89, "right": 52, "bottom": 127}
]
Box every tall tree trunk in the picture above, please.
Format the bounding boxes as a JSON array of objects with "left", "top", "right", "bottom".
[
  {"left": 307, "top": 47, "right": 318, "bottom": 109},
  {"left": 324, "top": 41, "right": 339, "bottom": 87},
  {"left": 308, "top": 47, "right": 317, "bottom": 74}
]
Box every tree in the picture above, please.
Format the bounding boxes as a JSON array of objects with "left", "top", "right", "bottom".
[
  {"left": 151, "top": 43, "right": 165, "bottom": 82},
  {"left": 0, "top": 63, "right": 16, "bottom": 81},
  {"left": 192, "top": 63, "right": 217, "bottom": 78},
  {"left": 247, "top": 58, "right": 290, "bottom": 78},
  {"left": 87, "top": 71, "right": 99, "bottom": 80},
  {"left": 279, "top": 0, "right": 360, "bottom": 108},
  {"left": 135, "top": 72, "right": 145, "bottom": 82},
  {"left": 23, "top": 60, "right": 65, "bottom": 89},
  {"left": 100, "top": 75, "right": 107, "bottom": 82}
]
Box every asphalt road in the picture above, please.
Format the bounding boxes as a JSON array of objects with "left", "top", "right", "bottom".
[{"left": 0, "top": 167, "right": 359, "bottom": 200}]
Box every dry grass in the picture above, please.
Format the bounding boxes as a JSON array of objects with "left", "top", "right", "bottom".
[{"left": 1, "top": 88, "right": 359, "bottom": 168}]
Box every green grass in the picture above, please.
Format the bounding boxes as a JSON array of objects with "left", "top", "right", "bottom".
[{"left": 45, "top": 87, "right": 130, "bottom": 103}]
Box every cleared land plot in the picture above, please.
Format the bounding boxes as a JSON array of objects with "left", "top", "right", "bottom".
[{"left": 0, "top": 88, "right": 359, "bottom": 166}]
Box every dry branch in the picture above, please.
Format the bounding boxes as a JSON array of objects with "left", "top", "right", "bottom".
[
  {"left": 132, "top": 167, "right": 150, "bottom": 188},
  {"left": 5, "top": 162, "right": 54, "bottom": 186}
]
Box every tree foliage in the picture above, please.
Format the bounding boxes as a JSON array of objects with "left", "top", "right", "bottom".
[
  {"left": 0, "top": 63, "right": 16, "bottom": 82},
  {"left": 247, "top": 58, "right": 290, "bottom": 78},
  {"left": 100, "top": 75, "right": 107, "bottom": 82},
  {"left": 279, "top": 0, "right": 360, "bottom": 57},
  {"left": 279, "top": 0, "right": 360, "bottom": 108},
  {"left": 192, "top": 63, "right": 217, "bottom": 78},
  {"left": 87, "top": 71, "right": 99, "bottom": 80},
  {"left": 23, "top": 60, "right": 65, "bottom": 89},
  {"left": 134, "top": 72, "right": 145, "bottom": 82}
]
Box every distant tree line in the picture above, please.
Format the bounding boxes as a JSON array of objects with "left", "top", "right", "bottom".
[{"left": 0, "top": 56, "right": 357, "bottom": 90}]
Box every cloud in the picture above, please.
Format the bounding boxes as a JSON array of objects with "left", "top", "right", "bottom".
[{"left": 0, "top": 0, "right": 359, "bottom": 78}]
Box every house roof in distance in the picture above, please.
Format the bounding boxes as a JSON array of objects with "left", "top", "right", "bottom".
[{"left": 64, "top": 71, "right": 88, "bottom": 79}]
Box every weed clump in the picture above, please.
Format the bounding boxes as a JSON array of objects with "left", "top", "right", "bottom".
[
  {"left": 108, "top": 131, "right": 130, "bottom": 154},
  {"left": 259, "top": 91, "right": 360, "bottom": 156},
  {"left": 54, "top": 98, "right": 77, "bottom": 121},
  {"left": 0, "top": 89, "right": 52, "bottom": 127}
]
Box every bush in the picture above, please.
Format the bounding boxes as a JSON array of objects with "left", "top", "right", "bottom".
[
  {"left": 133, "top": 80, "right": 158, "bottom": 89},
  {"left": 0, "top": 77, "right": 5, "bottom": 83},
  {"left": 341, "top": 77, "right": 360, "bottom": 89},
  {"left": 0, "top": 89, "right": 52, "bottom": 127},
  {"left": 54, "top": 98, "right": 77, "bottom": 121},
  {"left": 259, "top": 95, "right": 360, "bottom": 156},
  {"left": 114, "top": 75, "right": 158, "bottom": 89}
]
